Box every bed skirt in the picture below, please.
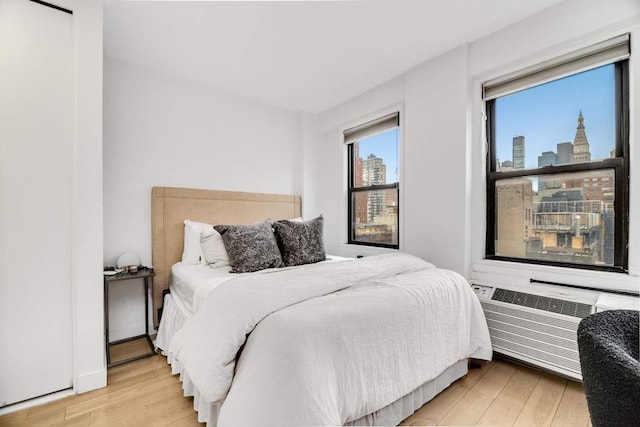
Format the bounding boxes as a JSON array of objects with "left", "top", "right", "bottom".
[
  {"left": 346, "top": 359, "right": 466, "bottom": 425},
  {"left": 158, "top": 293, "right": 468, "bottom": 426},
  {"left": 172, "top": 351, "right": 466, "bottom": 426},
  {"left": 155, "top": 293, "right": 188, "bottom": 355}
]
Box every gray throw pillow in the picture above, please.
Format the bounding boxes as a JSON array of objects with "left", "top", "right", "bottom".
[
  {"left": 213, "top": 222, "right": 283, "bottom": 273},
  {"left": 273, "top": 215, "right": 326, "bottom": 267}
]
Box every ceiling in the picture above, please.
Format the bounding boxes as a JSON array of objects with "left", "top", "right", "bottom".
[{"left": 104, "top": 0, "right": 567, "bottom": 113}]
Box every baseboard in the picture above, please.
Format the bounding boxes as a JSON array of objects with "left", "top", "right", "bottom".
[
  {"left": 0, "top": 389, "right": 75, "bottom": 415},
  {"left": 75, "top": 368, "right": 106, "bottom": 394},
  {"left": 0, "top": 369, "right": 107, "bottom": 415}
]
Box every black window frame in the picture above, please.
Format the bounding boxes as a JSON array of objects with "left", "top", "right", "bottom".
[
  {"left": 485, "top": 59, "right": 629, "bottom": 273},
  {"left": 345, "top": 114, "right": 400, "bottom": 249}
]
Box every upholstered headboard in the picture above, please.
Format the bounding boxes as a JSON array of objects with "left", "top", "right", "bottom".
[{"left": 151, "top": 187, "right": 301, "bottom": 327}]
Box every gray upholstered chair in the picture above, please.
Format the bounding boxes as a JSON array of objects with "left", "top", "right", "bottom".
[{"left": 577, "top": 309, "right": 640, "bottom": 427}]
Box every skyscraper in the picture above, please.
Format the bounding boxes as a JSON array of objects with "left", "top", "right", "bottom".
[
  {"left": 353, "top": 144, "right": 367, "bottom": 225},
  {"left": 572, "top": 111, "right": 591, "bottom": 162},
  {"left": 557, "top": 142, "right": 574, "bottom": 165},
  {"left": 513, "top": 136, "right": 525, "bottom": 169},
  {"left": 363, "top": 153, "right": 386, "bottom": 186},
  {"left": 537, "top": 151, "right": 559, "bottom": 191},
  {"left": 538, "top": 151, "right": 558, "bottom": 168},
  {"left": 363, "top": 154, "right": 387, "bottom": 222}
]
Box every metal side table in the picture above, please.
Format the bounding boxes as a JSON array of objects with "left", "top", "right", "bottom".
[{"left": 103, "top": 269, "right": 156, "bottom": 367}]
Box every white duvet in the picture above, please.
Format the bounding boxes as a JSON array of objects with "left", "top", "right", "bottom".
[
  {"left": 169, "top": 253, "right": 492, "bottom": 426},
  {"left": 169, "top": 263, "right": 234, "bottom": 315},
  {"left": 169, "top": 255, "right": 351, "bottom": 316}
]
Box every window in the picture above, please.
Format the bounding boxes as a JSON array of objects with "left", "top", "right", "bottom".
[
  {"left": 345, "top": 112, "right": 400, "bottom": 248},
  {"left": 484, "top": 34, "right": 629, "bottom": 272}
]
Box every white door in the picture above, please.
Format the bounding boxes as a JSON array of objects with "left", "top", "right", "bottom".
[{"left": 0, "top": 0, "right": 74, "bottom": 407}]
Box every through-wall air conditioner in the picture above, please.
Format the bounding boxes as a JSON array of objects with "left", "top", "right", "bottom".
[{"left": 471, "top": 282, "right": 598, "bottom": 380}]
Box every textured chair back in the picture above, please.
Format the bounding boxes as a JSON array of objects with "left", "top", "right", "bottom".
[{"left": 577, "top": 309, "right": 640, "bottom": 427}]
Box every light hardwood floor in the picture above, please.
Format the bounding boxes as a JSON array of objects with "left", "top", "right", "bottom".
[{"left": 1, "top": 340, "right": 591, "bottom": 426}]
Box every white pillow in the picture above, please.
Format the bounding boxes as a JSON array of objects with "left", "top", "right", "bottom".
[
  {"left": 200, "top": 230, "right": 231, "bottom": 267},
  {"left": 182, "top": 220, "right": 215, "bottom": 265}
]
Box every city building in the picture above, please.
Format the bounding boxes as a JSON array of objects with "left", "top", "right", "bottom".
[
  {"left": 531, "top": 189, "right": 602, "bottom": 264},
  {"left": 353, "top": 144, "right": 368, "bottom": 225},
  {"left": 496, "top": 178, "right": 533, "bottom": 258},
  {"left": 505, "top": 112, "right": 611, "bottom": 265},
  {"left": 572, "top": 111, "right": 591, "bottom": 162},
  {"left": 538, "top": 151, "right": 559, "bottom": 167},
  {"left": 558, "top": 113, "right": 596, "bottom": 192},
  {"left": 582, "top": 173, "right": 615, "bottom": 204},
  {"left": 557, "top": 141, "right": 574, "bottom": 165},
  {"left": 537, "top": 151, "right": 559, "bottom": 191},
  {"left": 512, "top": 136, "right": 525, "bottom": 169},
  {"left": 363, "top": 154, "right": 387, "bottom": 222}
]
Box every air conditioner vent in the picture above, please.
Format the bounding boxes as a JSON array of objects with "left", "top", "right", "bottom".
[
  {"left": 482, "top": 303, "right": 578, "bottom": 334},
  {"left": 492, "top": 288, "right": 591, "bottom": 318},
  {"left": 491, "top": 336, "right": 582, "bottom": 374}
]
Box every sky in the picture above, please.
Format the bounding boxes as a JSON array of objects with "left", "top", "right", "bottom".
[
  {"left": 494, "top": 64, "right": 616, "bottom": 169},
  {"left": 354, "top": 64, "right": 615, "bottom": 183},
  {"left": 356, "top": 127, "right": 399, "bottom": 184}
]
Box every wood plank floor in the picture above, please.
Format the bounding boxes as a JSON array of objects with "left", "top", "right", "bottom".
[
  {"left": 400, "top": 360, "right": 590, "bottom": 427},
  {"left": 1, "top": 348, "right": 591, "bottom": 426}
]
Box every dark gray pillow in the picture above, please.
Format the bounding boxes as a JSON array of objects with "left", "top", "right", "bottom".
[
  {"left": 273, "top": 215, "right": 326, "bottom": 267},
  {"left": 213, "top": 222, "right": 283, "bottom": 273}
]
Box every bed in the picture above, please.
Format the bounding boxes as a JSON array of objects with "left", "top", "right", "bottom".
[
  {"left": 151, "top": 187, "right": 492, "bottom": 426},
  {"left": 155, "top": 256, "right": 352, "bottom": 354}
]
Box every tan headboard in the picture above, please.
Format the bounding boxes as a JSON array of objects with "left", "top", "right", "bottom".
[{"left": 151, "top": 187, "right": 301, "bottom": 327}]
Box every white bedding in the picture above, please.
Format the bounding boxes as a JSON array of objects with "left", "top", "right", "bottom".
[
  {"left": 170, "top": 263, "right": 234, "bottom": 316},
  {"left": 170, "top": 255, "right": 351, "bottom": 316},
  {"left": 169, "top": 253, "right": 492, "bottom": 426}
]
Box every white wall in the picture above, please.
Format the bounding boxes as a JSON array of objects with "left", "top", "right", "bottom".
[
  {"left": 71, "top": 0, "right": 105, "bottom": 395},
  {"left": 306, "top": 48, "right": 470, "bottom": 273},
  {"left": 403, "top": 46, "right": 469, "bottom": 273},
  {"left": 305, "top": 0, "right": 640, "bottom": 290},
  {"left": 305, "top": 77, "right": 405, "bottom": 257},
  {"left": 103, "top": 59, "right": 299, "bottom": 339}
]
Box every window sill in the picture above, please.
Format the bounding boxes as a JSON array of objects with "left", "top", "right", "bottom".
[
  {"left": 337, "top": 243, "right": 400, "bottom": 258},
  {"left": 471, "top": 258, "right": 639, "bottom": 294}
]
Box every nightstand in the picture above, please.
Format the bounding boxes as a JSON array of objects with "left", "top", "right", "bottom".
[{"left": 103, "top": 269, "right": 156, "bottom": 367}]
